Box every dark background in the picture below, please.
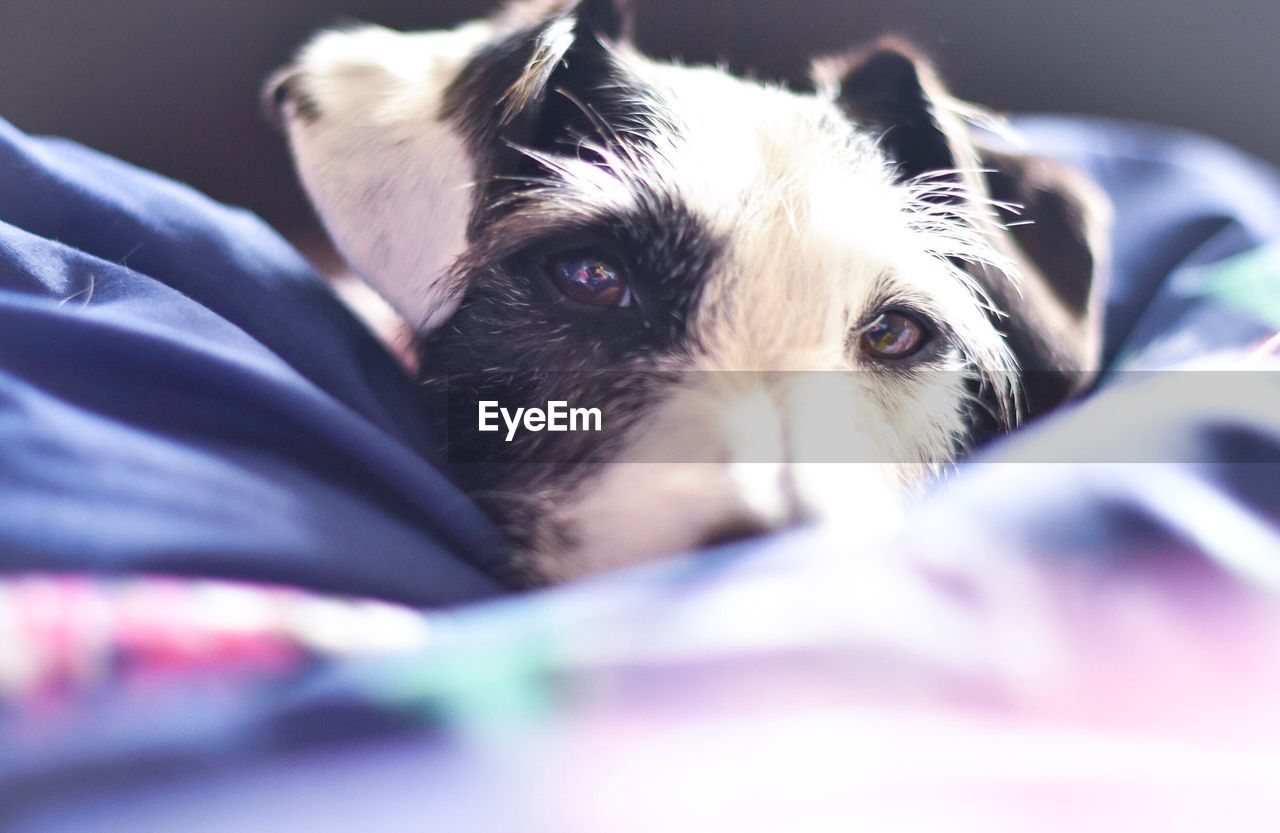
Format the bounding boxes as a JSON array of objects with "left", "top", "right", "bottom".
[{"left": 3, "top": 0, "right": 1276, "bottom": 252}]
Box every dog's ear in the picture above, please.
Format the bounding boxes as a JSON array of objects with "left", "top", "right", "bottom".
[
  {"left": 445, "top": 0, "right": 636, "bottom": 172},
  {"left": 277, "top": 1, "right": 633, "bottom": 332},
  {"left": 973, "top": 147, "right": 1110, "bottom": 421},
  {"left": 817, "top": 40, "right": 1109, "bottom": 429},
  {"left": 815, "top": 39, "right": 964, "bottom": 184}
]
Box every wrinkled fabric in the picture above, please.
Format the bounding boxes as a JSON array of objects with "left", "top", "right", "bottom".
[
  {"left": 0, "top": 120, "right": 507, "bottom": 604},
  {"left": 1, "top": 116, "right": 1279, "bottom": 831}
]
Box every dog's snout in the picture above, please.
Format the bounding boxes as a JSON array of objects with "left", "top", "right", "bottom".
[{"left": 698, "top": 515, "right": 775, "bottom": 551}]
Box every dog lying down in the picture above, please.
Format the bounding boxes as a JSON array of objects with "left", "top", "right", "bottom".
[{"left": 266, "top": 0, "right": 1109, "bottom": 585}]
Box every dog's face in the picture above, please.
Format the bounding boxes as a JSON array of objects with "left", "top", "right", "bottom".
[{"left": 269, "top": 0, "right": 1108, "bottom": 583}]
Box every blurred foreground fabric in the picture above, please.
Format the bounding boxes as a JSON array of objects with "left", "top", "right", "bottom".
[{"left": 0, "top": 114, "right": 1278, "bottom": 830}]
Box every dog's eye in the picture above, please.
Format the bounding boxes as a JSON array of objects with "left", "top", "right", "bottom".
[
  {"left": 860, "top": 310, "right": 930, "bottom": 359},
  {"left": 549, "top": 254, "right": 630, "bottom": 306}
]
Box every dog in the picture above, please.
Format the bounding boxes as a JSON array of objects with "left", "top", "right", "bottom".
[{"left": 266, "top": 0, "right": 1108, "bottom": 585}]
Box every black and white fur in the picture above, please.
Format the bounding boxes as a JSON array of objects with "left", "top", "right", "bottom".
[{"left": 267, "top": 0, "right": 1109, "bottom": 584}]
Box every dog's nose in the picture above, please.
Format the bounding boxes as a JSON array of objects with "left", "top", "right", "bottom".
[{"left": 698, "top": 515, "right": 775, "bottom": 550}]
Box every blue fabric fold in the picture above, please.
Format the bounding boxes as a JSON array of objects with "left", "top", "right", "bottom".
[{"left": 0, "top": 119, "right": 506, "bottom": 604}]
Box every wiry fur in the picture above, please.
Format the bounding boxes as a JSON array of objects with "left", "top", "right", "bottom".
[{"left": 268, "top": 0, "right": 1106, "bottom": 584}]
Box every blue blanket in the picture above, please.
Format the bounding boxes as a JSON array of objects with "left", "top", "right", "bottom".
[
  {"left": 0, "top": 120, "right": 506, "bottom": 604},
  {"left": 2, "top": 115, "right": 1280, "bottom": 831}
]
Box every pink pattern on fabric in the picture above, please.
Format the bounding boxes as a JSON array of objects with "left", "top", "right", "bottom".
[{"left": 0, "top": 574, "right": 429, "bottom": 704}]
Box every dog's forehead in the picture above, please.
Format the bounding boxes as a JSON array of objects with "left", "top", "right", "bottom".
[
  {"left": 610, "top": 57, "right": 956, "bottom": 330},
  {"left": 434, "top": 25, "right": 924, "bottom": 281},
  {"left": 627, "top": 56, "right": 900, "bottom": 233}
]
